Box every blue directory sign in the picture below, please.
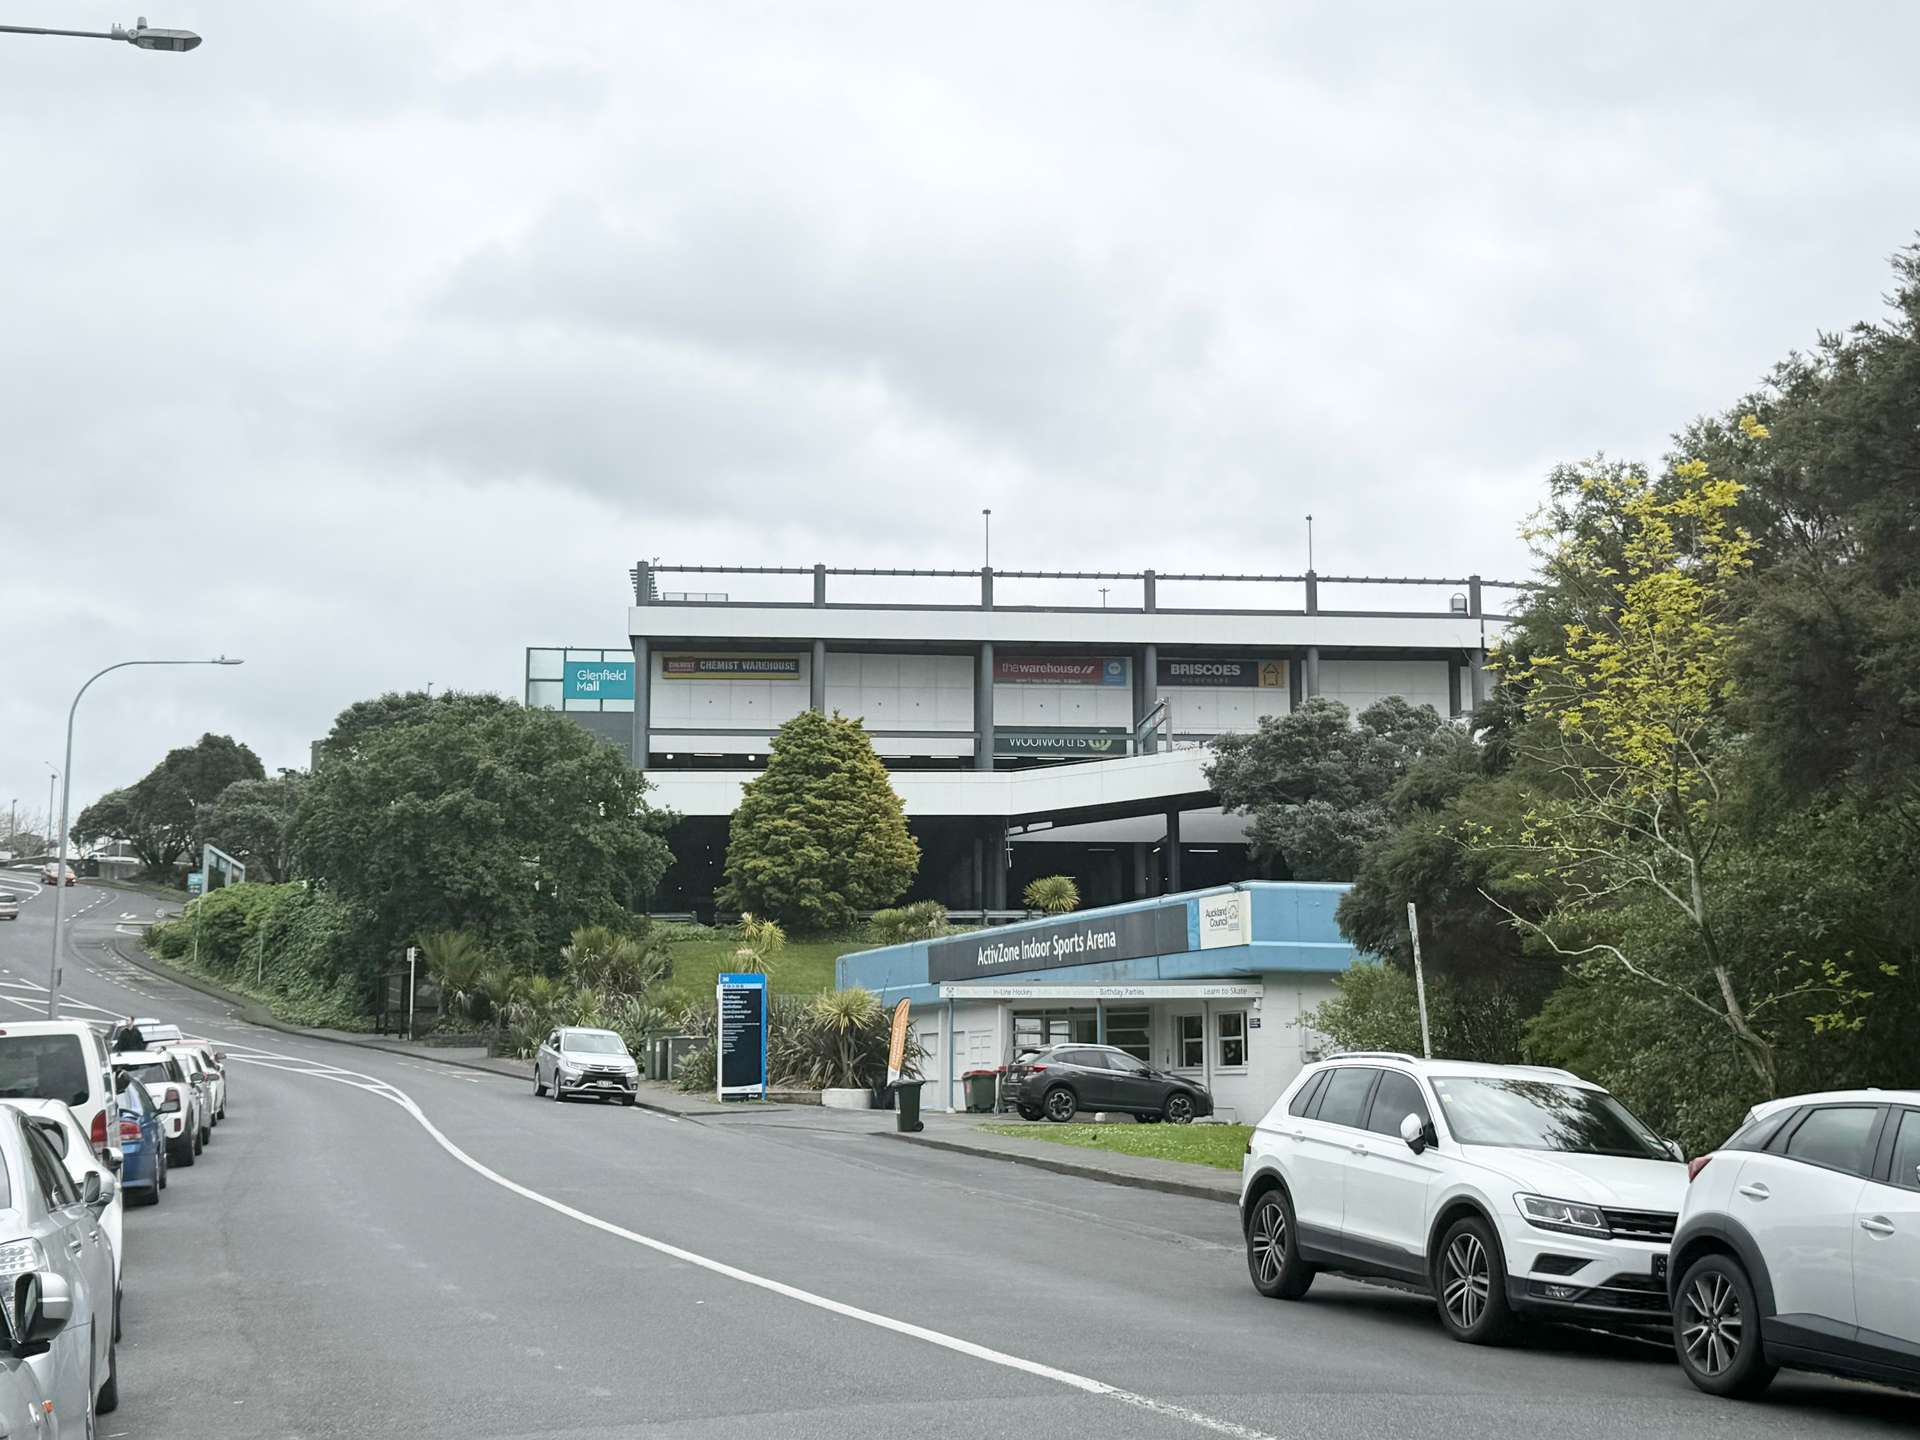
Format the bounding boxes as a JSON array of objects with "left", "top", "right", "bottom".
[
  {"left": 562, "top": 659, "right": 635, "bottom": 702},
  {"left": 716, "top": 973, "right": 768, "bottom": 1101}
]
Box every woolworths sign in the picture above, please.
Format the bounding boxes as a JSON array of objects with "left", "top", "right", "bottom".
[{"left": 928, "top": 905, "right": 1190, "bottom": 984}]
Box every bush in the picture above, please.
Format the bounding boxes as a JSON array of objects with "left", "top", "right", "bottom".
[
  {"left": 1023, "top": 876, "right": 1080, "bottom": 914},
  {"left": 1304, "top": 963, "right": 1531, "bottom": 1066},
  {"left": 867, "top": 900, "right": 951, "bottom": 945},
  {"left": 145, "top": 882, "right": 366, "bottom": 1030},
  {"left": 670, "top": 986, "right": 924, "bottom": 1093},
  {"left": 561, "top": 923, "right": 672, "bottom": 997}
]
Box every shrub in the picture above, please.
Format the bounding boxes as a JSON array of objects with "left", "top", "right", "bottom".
[
  {"left": 1023, "top": 876, "right": 1080, "bottom": 915},
  {"left": 561, "top": 923, "right": 672, "bottom": 997},
  {"left": 867, "top": 900, "right": 951, "bottom": 945}
]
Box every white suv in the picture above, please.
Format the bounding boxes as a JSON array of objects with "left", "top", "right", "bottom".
[
  {"left": 1241, "top": 1053, "right": 1687, "bottom": 1343},
  {"left": 1669, "top": 1089, "right": 1920, "bottom": 1398}
]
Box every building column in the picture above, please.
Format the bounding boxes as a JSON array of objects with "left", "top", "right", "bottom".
[
  {"left": 810, "top": 639, "right": 826, "bottom": 713},
  {"left": 1139, "top": 643, "right": 1159, "bottom": 753},
  {"left": 987, "top": 822, "right": 1008, "bottom": 910},
  {"left": 1164, "top": 809, "right": 1182, "bottom": 893},
  {"left": 971, "top": 834, "right": 985, "bottom": 913},
  {"left": 1448, "top": 659, "right": 1464, "bottom": 718},
  {"left": 1304, "top": 646, "right": 1321, "bottom": 698},
  {"left": 631, "top": 638, "right": 650, "bottom": 768},
  {"left": 1131, "top": 843, "right": 1150, "bottom": 900},
  {"left": 975, "top": 640, "right": 995, "bottom": 770},
  {"left": 1468, "top": 650, "right": 1488, "bottom": 711}
]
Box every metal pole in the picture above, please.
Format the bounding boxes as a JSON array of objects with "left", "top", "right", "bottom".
[
  {"left": 0, "top": 24, "right": 119, "bottom": 39},
  {"left": 45, "top": 658, "right": 243, "bottom": 1018},
  {"left": 982, "top": 508, "right": 992, "bottom": 571},
  {"left": 1406, "top": 900, "right": 1432, "bottom": 1059},
  {"left": 1305, "top": 514, "right": 1314, "bottom": 573},
  {"left": 407, "top": 946, "right": 418, "bottom": 1040}
]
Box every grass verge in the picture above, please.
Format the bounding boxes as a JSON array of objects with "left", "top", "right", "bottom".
[
  {"left": 656, "top": 935, "right": 856, "bottom": 1007},
  {"left": 980, "top": 1121, "right": 1253, "bottom": 1170}
]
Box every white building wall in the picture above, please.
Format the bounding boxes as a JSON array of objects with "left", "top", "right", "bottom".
[
  {"left": 1317, "top": 659, "right": 1451, "bottom": 717},
  {"left": 1162, "top": 685, "right": 1289, "bottom": 736},
  {"left": 649, "top": 653, "right": 812, "bottom": 731},
  {"left": 825, "top": 652, "right": 975, "bottom": 731}
]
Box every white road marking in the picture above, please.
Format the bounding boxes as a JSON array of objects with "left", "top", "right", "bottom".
[{"left": 225, "top": 1047, "right": 1279, "bottom": 1439}]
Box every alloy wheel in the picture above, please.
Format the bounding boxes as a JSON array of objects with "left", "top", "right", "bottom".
[
  {"left": 1442, "top": 1232, "right": 1490, "bottom": 1330},
  {"left": 1166, "top": 1094, "right": 1194, "bottom": 1123},
  {"left": 1250, "top": 1198, "right": 1287, "bottom": 1287},
  {"left": 1045, "top": 1090, "right": 1075, "bottom": 1122},
  {"left": 1681, "top": 1272, "right": 1744, "bottom": 1377}
]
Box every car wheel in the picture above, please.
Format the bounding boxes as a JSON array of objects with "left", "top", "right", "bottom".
[
  {"left": 113, "top": 1287, "right": 122, "bottom": 1344},
  {"left": 1042, "top": 1087, "right": 1077, "bottom": 1123},
  {"left": 552, "top": 1079, "right": 565, "bottom": 1103},
  {"left": 622, "top": 1095, "right": 638, "bottom": 1107},
  {"left": 173, "top": 1135, "right": 196, "bottom": 1168},
  {"left": 1246, "top": 1187, "right": 1315, "bottom": 1300},
  {"left": 158, "top": 1150, "right": 168, "bottom": 1190},
  {"left": 1016, "top": 1104, "right": 1043, "bottom": 1121},
  {"left": 1434, "top": 1215, "right": 1515, "bottom": 1345},
  {"left": 1164, "top": 1093, "right": 1195, "bottom": 1124},
  {"left": 193, "top": 1127, "right": 203, "bottom": 1154},
  {"left": 1674, "top": 1254, "right": 1777, "bottom": 1398}
]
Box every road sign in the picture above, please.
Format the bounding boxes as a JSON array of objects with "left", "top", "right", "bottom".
[
  {"left": 186, "top": 871, "right": 205, "bottom": 896},
  {"left": 716, "top": 973, "right": 768, "bottom": 1101}
]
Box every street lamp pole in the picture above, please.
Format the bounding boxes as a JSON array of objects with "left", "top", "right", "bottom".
[
  {"left": 0, "top": 17, "right": 203, "bottom": 51},
  {"left": 46, "top": 658, "right": 244, "bottom": 1019},
  {"left": 45, "top": 767, "right": 58, "bottom": 861}
]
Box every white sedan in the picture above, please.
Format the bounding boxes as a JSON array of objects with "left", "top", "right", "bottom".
[{"left": 0, "top": 1098, "right": 123, "bottom": 1313}]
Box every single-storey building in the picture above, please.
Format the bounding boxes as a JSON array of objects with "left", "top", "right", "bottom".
[{"left": 836, "top": 881, "right": 1367, "bottom": 1122}]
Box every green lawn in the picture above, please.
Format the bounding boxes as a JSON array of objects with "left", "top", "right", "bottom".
[
  {"left": 981, "top": 1121, "right": 1254, "bottom": 1170},
  {"left": 656, "top": 934, "right": 856, "bottom": 1007}
]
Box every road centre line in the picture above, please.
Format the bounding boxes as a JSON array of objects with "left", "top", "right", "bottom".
[{"left": 224, "top": 1047, "right": 1280, "bottom": 1440}]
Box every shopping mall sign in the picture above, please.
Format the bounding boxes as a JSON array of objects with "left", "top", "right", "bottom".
[
  {"left": 659, "top": 654, "right": 802, "bottom": 679},
  {"left": 1157, "top": 658, "right": 1287, "bottom": 688},
  {"left": 562, "top": 660, "right": 635, "bottom": 701},
  {"left": 993, "top": 727, "right": 1129, "bottom": 758},
  {"left": 995, "top": 656, "right": 1129, "bottom": 686},
  {"left": 928, "top": 904, "right": 1190, "bottom": 983}
]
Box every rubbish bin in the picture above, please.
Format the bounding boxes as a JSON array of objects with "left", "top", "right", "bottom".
[
  {"left": 962, "top": 1069, "right": 999, "bottom": 1113},
  {"left": 894, "top": 1080, "right": 927, "bottom": 1133}
]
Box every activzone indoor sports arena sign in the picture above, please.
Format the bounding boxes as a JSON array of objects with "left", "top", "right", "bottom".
[{"left": 928, "top": 905, "right": 1191, "bottom": 983}]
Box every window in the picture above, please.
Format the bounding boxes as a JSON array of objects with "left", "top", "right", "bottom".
[
  {"left": 1889, "top": 1110, "right": 1920, "bottom": 1193},
  {"left": 1783, "top": 1105, "right": 1879, "bottom": 1176},
  {"left": 1288, "top": 1070, "right": 1330, "bottom": 1118},
  {"left": 1216, "top": 1012, "right": 1248, "bottom": 1069},
  {"left": 0, "top": 1034, "right": 92, "bottom": 1108},
  {"left": 1366, "top": 1070, "right": 1431, "bottom": 1136},
  {"left": 1726, "top": 1107, "right": 1795, "bottom": 1153},
  {"left": 1176, "top": 1014, "right": 1204, "bottom": 1069},
  {"left": 1103, "top": 1050, "right": 1150, "bottom": 1077},
  {"left": 1428, "top": 1077, "right": 1668, "bottom": 1160},
  {"left": 1059, "top": 1049, "right": 1108, "bottom": 1069},
  {"left": 1316, "top": 1067, "right": 1378, "bottom": 1129},
  {"left": 1105, "top": 1007, "right": 1151, "bottom": 1063},
  {"left": 21, "top": 1123, "right": 75, "bottom": 1210}
]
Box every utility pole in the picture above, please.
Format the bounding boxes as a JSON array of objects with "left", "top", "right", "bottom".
[
  {"left": 982, "top": 509, "right": 992, "bottom": 571},
  {"left": 1305, "top": 514, "right": 1315, "bottom": 574},
  {"left": 1406, "top": 901, "right": 1433, "bottom": 1059},
  {"left": 407, "top": 945, "right": 419, "bottom": 1040}
]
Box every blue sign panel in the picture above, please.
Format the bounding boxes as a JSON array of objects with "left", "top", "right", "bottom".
[
  {"left": 716, "top": 972, "right": 768, "bottom": 1100},
  {"left": 562, "top": 659, "right": 635, "bottom": 701}
]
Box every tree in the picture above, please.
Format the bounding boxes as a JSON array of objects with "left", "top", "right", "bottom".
[
  {"left": 1477, "top": 450, "right": 1876, "bottom": 1093},
  {"left": 1207, "top": 697, "right": 1461, "bottom": 879},
  {"left": 70, "top": 733, "right": 264, "bottom": 876},
  {"left": 292, "top": 700, "right": 675, "bottom": 989},
  {"left": 419, "top": 930, "right": 488, "bottom": 1022},
  {"left": 1024, "top": 875, "right": 1080, "bottom": 914},
  {"left": 719, "top": 711, "right": 919, "bottom": 933},
  {"left": 315, "top": 690, "right": 514, "bottom": 765},
  {"left": 561, "top": 923, "right": 672, "bottom": 997},
  {"left": 202, "top": 773, "right": 307, "bottom": 884}
]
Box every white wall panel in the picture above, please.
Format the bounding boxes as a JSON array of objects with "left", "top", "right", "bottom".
[{"left": 1317, "top": 659, "right": 1450, "bottom": 717}]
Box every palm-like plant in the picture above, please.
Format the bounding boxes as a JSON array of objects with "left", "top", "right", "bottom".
[
  {"left": 472, "top": 962, "right": 520, "bottom": 1026},
  {"left": 731, "top": 913, "right": 787, "bottom": 975},
  {"left": 419, "top": 929, "right": 486, "bottom": 1022},
  {"left": 1024, "top": 875, "right": 1080, "bottom": 914},
  {"left": 803, "top": 987, "right": 885, "bottom": 1090}
]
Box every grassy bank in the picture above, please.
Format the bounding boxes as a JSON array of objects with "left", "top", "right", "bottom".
[
  {"left": 981, "top": 1121, "right": 1254, "bottom": 1170},
  {"left": 656, "top": 933, "right": 854, "bottom": 1007}
]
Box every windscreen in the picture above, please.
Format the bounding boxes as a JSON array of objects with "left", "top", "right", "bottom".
[
  {"left": 1430, "top": 1076, "right": 1669, "bottom": 1159},
  {"left": 0, "top": 1035, "right": 91, "bottom": 1107},
  {"left": 562, "top": 1032, "right": 627, "bottom": 1055},
  {"left": 119, "top": 1063, "right": 174, "bottom": 1088}
]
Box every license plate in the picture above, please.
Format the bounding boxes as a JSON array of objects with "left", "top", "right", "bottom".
[{"left": 1652, "top": 1255, "right": 1668, "bottom": 1281}]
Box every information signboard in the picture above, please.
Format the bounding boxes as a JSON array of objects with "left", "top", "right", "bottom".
[
  {"left": 716, "top": 972, "right": 768, "bottom": 1100},
  {"left": 927, "top": 904, "right": 1190, "bottom": 984}
]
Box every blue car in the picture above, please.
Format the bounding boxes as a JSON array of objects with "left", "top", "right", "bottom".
[{"left": 114, "top": 1077, "right": 166, "bottom": 1205}]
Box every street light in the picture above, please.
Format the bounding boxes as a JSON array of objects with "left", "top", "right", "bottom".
[
  {"left": 0, "top": 16, "right": 202, "bottom": 51},
  {"left": 46, "top": 657, "right": 243, "bottom": 1019}
]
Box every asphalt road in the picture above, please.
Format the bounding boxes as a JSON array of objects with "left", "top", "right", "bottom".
[{"left": 1, "top": 875, "right": 1915, "bottom": 1439}]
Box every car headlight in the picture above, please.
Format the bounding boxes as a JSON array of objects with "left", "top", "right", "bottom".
[
  {"left": 559, "top": 1068, "right": 580, "bottom": 1082},
  {"left": 1515, "top": 1194, "right": 1610, "bottom": 1236}
]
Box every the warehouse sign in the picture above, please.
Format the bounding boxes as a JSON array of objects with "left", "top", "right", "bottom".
[
  {"left": 995, "top": 656, "right": 1129, "bottom": 686},
  {"left": 928, "top": 904, "right": 1190, "bottom": 983},
  {"left": 994, "top": 727, "right": 1129, "bottom": 757},
  {"left": 1157, "top": 658, "right": 1287, "bottom": 688},
  {"left": 562, "top": 660, "right": 635, "bottom": 701},
  {"left": 659, "top": 654, "right": 803, "bottom": 679}
]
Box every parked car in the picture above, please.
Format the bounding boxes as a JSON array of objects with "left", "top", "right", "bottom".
[
  {"left": 0, "top": 1021, "right": 121, "bottom": 1163},
  {"left": 1241, "top": 1053, "right": 1687, "bottom": 1343},
  {"left": 0, "top": 893, "right": 18, "bottom": 921},
  {"left": 128, "top": 1019, "right": 183, "bottom": 1049},
  {"left": 1668, "top": 1088, "right": 1920, "bottom": 1398},
  {"left": 37, "top": 866, "right": 74, "bottom": 887},
  {"left": 164, "top": 1042, "right": 226, "bottom": 1122},
  {"left": 165, "top": 1048, "right": 217, "bottom": 1145},
  {"left": 1, "top": 1102, "right": 123, "bottom": 1324},
  {"left": 110, "top": 1052, "right": 201, "bottom": 1168},
  {"left": 0, "top": 1102, "right": 120, "bottom": 1423},
  {"left": 533, "top": 1028, "right": 640, "bottom": 1104},
  {"left": 112, "top": 1078, "right": 166, "bottom": 1206},
  {"left": 1001, "top": 1044, "right": 1215, "bottom": 1123},
  {"left": 0, "top": 1331, "right": 56, "bottom": 1440}
]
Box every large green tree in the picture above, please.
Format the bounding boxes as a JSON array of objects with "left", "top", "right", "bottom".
[
  {"left": 293, "top": 700, "right": 674, "bottom": 986},
  {"left": 72, "top": 733, "right": 265, "bottom": 875},
  {"left": 1207, "top": 696, "right": 1462, "bottom": 879},
  {"left": 720, "top": 711, "right": 919, "bottom": 933},
  {"left": 202, "top": 772, "right": 308, "bottom": 883}
]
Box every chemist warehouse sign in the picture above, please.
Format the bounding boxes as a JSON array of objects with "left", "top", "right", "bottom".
[{"left": 928, "top": 905, "right": 1191, "bottom": 984}]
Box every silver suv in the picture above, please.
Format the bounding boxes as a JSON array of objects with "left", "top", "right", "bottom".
[{"left": 533, "top": 1028, "right": 639, "bottom": 1105}]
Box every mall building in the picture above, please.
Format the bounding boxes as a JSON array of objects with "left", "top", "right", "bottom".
[{"left": 528, "top": 560, "right": 1516, "bottom": 916}]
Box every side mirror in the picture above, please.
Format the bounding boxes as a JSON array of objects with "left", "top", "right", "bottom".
[
  {"left": 103, "top": 1146, "right": 124, "bottom": 1175},
  {"left": 90, "top": 1174, "right": 117, "bottom": 1210},
  {"left": 10, "top": 1273, "right": 70, "bottom": 1358},
  {"left": 82, "top": 1172, "right": 102, "bottom": 1207},
  {"left": 1664, "top": 1139, "right": 1686, "bottom": 1163},
  {"left": 1399, "top": 1112, "right": 1430, "bottom": 1155}
]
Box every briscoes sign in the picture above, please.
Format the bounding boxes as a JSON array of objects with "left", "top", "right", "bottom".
[
  {"left": 995, "top": 656, "right": 1129, "bottom": 686},
  {"left": 660, "top": 654, "right": 802, "bottom": 680},
  {"left": 928, "top": 905, "right": 1190, "bottom": 984},
  {"left": 1156, "top": 658, "right": 1287, "bottom": 688},
  {"left": 562, "top": 660, "right": 636, "bottom": 701}
]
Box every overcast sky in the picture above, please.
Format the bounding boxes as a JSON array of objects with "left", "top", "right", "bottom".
[{"left": 3, "top": 1, "right": 1918, "bottom": 831}]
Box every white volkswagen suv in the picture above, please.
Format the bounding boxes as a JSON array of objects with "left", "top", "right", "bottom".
[
  {"left": 1668, "top": 1089, "right": 1920, "bottom": 1398},
  {"left": 1241, "top": 1053, "right": 1687, "bottom": 1343}
]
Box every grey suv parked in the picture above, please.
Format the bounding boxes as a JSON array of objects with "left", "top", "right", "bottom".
[{"left": 1002, "top": 1044, "right": 1214, "bottom": 1124}]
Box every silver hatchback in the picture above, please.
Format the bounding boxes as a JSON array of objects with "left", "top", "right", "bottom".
[{"left": 533, "top": 1028, "right": 639, "bottom": 1106}]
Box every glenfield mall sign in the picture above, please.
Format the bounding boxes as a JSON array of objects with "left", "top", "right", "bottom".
[{"left": 928, "top": 905, "right": 1190, "bottom": 984}]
